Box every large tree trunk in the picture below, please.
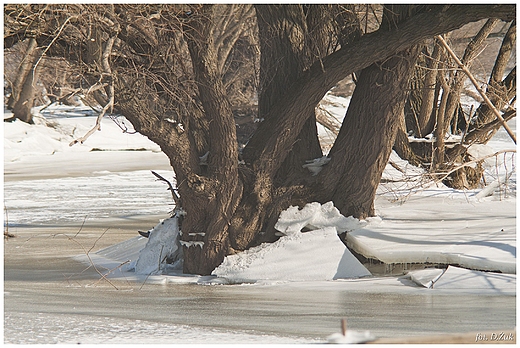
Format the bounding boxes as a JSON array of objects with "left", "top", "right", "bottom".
[
  {"left": 18, "top": 4, "right": 512, "bottom": 276},
  {"left": 319, "top": 5, "right": 422, "bottom": 219},
  {"left": 321, "top": 45, "right": 421, "bottom": 218},
  {"left": 179, "top": 6, "right": 244, "bottom": 275}
]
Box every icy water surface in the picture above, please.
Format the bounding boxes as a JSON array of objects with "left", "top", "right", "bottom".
[
  {"left": 4, "top": 170, "right": 173, "bottom": 225},
  {"left": 4, "top": 224, "right": 516, "bottom": 344},
  {"left": 4, "top": 169, "right": 516, "bottom": 344},
  {"left": 4, "top": 272, "right": 516, "bottom": 344}
]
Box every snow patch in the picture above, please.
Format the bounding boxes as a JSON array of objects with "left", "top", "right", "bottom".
[
  {"left": 213, "top": 202, "right": 371, "bottom": 282},
  {"left": 302, "top": 156, "right": 331, "bottom": 175},
  {"left": 213, "top": 227, "right": 371, "bottom": 282}
]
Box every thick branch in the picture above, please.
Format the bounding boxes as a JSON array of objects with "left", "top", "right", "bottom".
[{"left": 464, "top": 109, "right": 516, "bottom": 144}]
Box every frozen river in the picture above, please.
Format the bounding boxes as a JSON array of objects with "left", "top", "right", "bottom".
[
  {"left": 4, "top": 214, "right": 516, "bottom": 344},
  {"left": 4, "top": 107, "right": 516, "bottom": 344},
  {"left": 4, "top": 163, "right": 516, "bottom": 344}
]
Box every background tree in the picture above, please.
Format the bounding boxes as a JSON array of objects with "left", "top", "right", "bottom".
[
  {"left": 395, "top": 18, "right": 516, "bottom": 189},
  {"left": 4, "top": 11, "right": 41, "bottom": 124},
  {"left": 4, "top": 4, "right": 515, "bottom": 275}
]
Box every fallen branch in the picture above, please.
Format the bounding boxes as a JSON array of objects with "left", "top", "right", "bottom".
[{"left": 68, "top": 100, "right": 109, "bottom": 146}]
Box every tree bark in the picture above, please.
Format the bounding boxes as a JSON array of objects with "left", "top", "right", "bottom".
[
  {"left": 319, "top": 5, "right": 422, "bottom": 219},
  {"left": 322, "top": 47, "right": 421, "bottom": 218},
  {"left": 179, "top": 5, "right": 244, "bottom": 275}
]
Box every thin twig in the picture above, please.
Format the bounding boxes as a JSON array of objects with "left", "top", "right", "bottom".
[
  {"left": 55, "top": 231, "right": 119, "bottom": 290},
  {"left": 74, "top": 215, "right": 89, "bottom": 237},
  {"left": 91, "top": 260, "right": 130, "bottom": 287}
]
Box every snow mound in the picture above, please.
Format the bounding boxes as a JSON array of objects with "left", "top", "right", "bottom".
[
  {"left": 327, "top": 330, "right": 376, "bottom": 344},
  {"left": 214, "top": 227, "right": 370, "bottom": 282},
  {"left": 214, "top": 202, "right": 371, "bottom": 282},
  {"left": 133, "top": 216, "right": 182, "bottom": 275},
  {"left": 407, "top": 268, "right": 446, "bottom": 288},
  {"left": 275, "top": 201, "right": 364, "bottom": 236}
]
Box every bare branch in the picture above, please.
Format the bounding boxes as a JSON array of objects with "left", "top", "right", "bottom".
[{"left": 433, "top": 149, "right": 516, "bottom": 184}]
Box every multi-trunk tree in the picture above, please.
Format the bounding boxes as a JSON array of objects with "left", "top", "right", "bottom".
[{"left": 4, "top": 4, "right": 515, "bottom": 274}]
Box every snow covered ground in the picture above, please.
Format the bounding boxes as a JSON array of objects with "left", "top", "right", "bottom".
[{"left": 4, "top": 97, "right": 516, "bottom": 342}]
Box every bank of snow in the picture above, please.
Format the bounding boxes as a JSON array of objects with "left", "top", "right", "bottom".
[
  {"left": 214, "top": 202, "right": 371, "bottom": 282},
  {"left": 348, "top": 194, "right": 516, "bottom": 274}
]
